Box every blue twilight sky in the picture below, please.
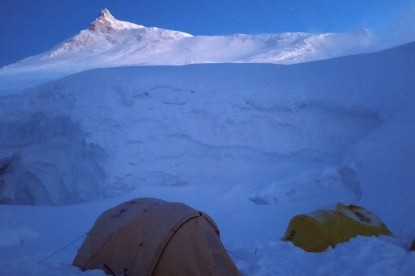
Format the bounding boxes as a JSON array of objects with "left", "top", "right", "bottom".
[{"left": 1, "top": 0, "right": 415, "bottom": 67}]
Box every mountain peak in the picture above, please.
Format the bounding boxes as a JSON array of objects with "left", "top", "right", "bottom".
[
  {"left": 99, "top": 8, "right": 115, "bottom": 21},
  {"left": 89, "top": 8, "right": 142, "bottom": 32}
]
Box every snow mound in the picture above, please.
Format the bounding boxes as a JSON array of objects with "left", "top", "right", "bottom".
[{"left": 234, "top": 237, "right": 415, "bottom": 275}]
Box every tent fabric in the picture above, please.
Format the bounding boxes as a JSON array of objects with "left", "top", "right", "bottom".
[
  {"left": 73, "top": 198, "right": 239, "bottom": 276},
  {"left": 283, "top": 203, "right": 392, "bottom": 252}
]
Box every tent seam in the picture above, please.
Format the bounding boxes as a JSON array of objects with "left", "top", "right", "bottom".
[{"left": 149, "top": 211, "right": 203, "bottom": 275}]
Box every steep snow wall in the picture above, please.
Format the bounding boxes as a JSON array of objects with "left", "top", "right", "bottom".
[
  {"left": 0, "top": 43, "right": 414, "bottom": 225},
  {"left": 0, "top": 113, "right": 105, "bottom": 204}
]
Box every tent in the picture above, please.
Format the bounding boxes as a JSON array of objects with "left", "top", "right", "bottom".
[
  {"left": 73, "top": 198, "right": 239, "bottom": 276},
  {"left": 283, "top": 203, "right": 392, "bottom": 252}
]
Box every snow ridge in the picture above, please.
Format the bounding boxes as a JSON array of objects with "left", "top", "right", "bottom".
[{"left": 0, "top": 9, "right": 374, "bottom": 91}]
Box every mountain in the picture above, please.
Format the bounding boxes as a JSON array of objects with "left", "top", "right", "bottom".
[
  {"left": 47, "top": 9, "right": 192, "bottom": 59},
  {"left": 0, "top": 9, "right": 373, "bottom": 91},
  {"left": 45, "top": 8, "right": 372, "bottom": 65}
]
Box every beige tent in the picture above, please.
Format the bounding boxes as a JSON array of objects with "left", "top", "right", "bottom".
[{"left": 73, "top": 198, "right": 239, "bottom": 276}]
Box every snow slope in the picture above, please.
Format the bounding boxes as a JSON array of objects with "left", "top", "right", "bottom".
[
  {"left": 0, "top": 41, "right": 415, "bottom": 274},
  {"left": 0, "top": 9, "right": 373, "bottom": 91}
]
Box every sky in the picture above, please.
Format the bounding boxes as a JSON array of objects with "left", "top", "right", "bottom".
[{"left": 1, "top": 0, "right": 415, "bottom": 67}]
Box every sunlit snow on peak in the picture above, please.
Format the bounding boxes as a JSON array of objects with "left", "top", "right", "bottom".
[
  {"left": 89, "top": 8, "right": 145, "bottom": 32},
  {"left": 46, "top": 8, "right": 193, "bottom": 59}
]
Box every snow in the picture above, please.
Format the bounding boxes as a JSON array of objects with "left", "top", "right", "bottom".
[
  {"left": 0, "top": 10, "right": 373, "bottom": 92},
  {"left": 1, "top": 40, "right": 415, "bottom": 275},
  {"left": 1, "top": 7, "right": 415, "bottom": 273},
  {"left": 89, "top": 9, "right": 146, "bottom": 32}
]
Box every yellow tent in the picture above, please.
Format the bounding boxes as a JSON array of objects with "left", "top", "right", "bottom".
[{"left": 283, "top": 203, "right": 392, "bottom": 252}]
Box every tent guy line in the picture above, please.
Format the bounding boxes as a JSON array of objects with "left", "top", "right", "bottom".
[{"left": 37, "top": 232, "right": 88, "bottom": 265}]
